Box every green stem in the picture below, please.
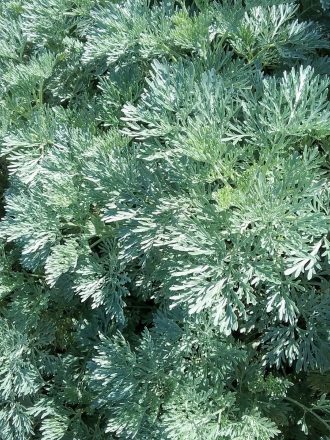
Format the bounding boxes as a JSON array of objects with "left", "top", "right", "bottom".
[
  {"left": 38, "top": 79, "right": 44, "bottom": 106},
  {"left": 90, "top": 234, "right": 114, "bottom": 249},
  {"left": 285, "top": 396, "right": 330, "bottom": 433},
  {"left": 90, "top": 238, "right": 103, "bottom": 249},
  {"left": 23, "top": 271, "right": 44, "bottom": 279}
]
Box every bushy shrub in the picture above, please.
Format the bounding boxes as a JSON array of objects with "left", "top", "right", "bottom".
[{"left": 0, "top": 1, "right": 329, "bottom": 439}]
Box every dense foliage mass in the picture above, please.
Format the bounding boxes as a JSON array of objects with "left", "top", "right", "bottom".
[{"left": 0, "top": 0, "right": 329, "bottom": 438}]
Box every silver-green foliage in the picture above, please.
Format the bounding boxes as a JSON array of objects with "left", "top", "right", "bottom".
[{"left": 0, "top": 0, "right": 329, "bottom": 439}]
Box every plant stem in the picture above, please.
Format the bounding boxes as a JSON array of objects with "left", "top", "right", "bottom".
[
  {"left": 39, "top": 80, "right": 44, "bottom": 106},
  {"left": 285, "top": 396, "right": 330, "bottom": 433}
]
